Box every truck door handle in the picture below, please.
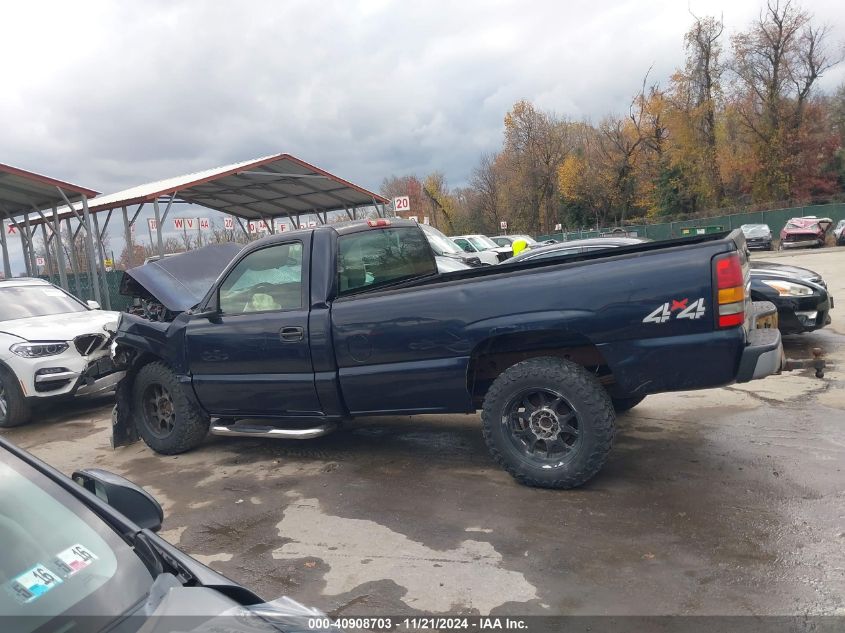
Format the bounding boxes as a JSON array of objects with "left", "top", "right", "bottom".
[{"left": 279, "top": 326, "right": 304, "bottom": 342}]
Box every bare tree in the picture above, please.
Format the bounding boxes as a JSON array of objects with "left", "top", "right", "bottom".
[
  {"left": 730, "top": 0, "right": 838, "bottom": 199},
  {"left": 470, "top": 153, "right": 503, "bottom": 231},
  {"left": 677, "top": 14, "right": 726, "bottom": 201}
]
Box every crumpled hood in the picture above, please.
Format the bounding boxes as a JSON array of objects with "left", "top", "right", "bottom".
[
  {"left": 0, "top": 310, "right": 119, "bottom": 342},
  {"left": 121, "top": 243, "right": 243, "bottom": 313}
]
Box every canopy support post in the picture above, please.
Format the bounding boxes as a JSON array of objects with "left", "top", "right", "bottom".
[
  {"left": 92, "top": 212, "right": 112, "bottom": 309},
  {"left": 65, "top": 217, "right": 81, "bottom": 297},
  {"left": 18, "top": 222, "right": 31, "bottom": 276},
  {"left": 153, "top": 199, "right": 164, "bottom": 257},
  {"left": 80, "top": 195, "right": 101, "bottom": 305},
  {"left": 56, "top": 188, "right": 100, "bottom": 304},
  {"left": 0, "top": 208, "right": 13, "bottom": 279},
  {"left": 39, "top": 222, "right": 53, "bottom": 277},
  {"left": 235, "top": 217, "right": 250, "bottom": 240},
  {"left": 23, "top": 213, "right": 37, "bottom": 274},
  {"left": 52, "top": 205, "right": 68, "bottom": 290},
  {"left": 122, "top": 206, "right": 133, "bottom": 268}
]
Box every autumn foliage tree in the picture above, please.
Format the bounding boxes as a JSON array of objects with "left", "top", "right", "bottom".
[{"left": 382, "top": 1, "right": 842, "bottom": 237}]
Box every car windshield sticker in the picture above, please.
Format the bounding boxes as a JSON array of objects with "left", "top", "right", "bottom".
[
  {"left": 54, "top": 544, "right": 98, "bottom": 578},
  {"left": 8, "top": 564, "right": 63, "bottom": 604}
]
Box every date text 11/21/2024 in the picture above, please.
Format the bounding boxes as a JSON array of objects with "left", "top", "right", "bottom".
[{"left": 306, "top": 616, "right": 529, "bottom": 630}]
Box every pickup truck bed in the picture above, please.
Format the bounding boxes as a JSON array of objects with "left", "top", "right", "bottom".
[{"left": 111, "top": 219, "right": 789, "bottom": 489}]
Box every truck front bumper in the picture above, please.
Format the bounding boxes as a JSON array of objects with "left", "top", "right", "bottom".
[{"left": 736, "top": 328, "right": 783, "bottom": 383}]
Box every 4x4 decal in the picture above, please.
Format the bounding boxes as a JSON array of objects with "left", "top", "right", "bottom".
[{"left": 643, "top": 297, "right": 706, "bottom": 324}]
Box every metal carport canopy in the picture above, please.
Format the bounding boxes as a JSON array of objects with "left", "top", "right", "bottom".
[
  {"left": 0, "top": 163, "right": 99, "bottom": 286},
  {"left": 44, "top": 153, "right": 390, "bottom": 221}
]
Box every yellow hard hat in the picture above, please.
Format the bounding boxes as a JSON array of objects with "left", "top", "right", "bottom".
[{"left": 512, "top": 238, "right": 529, "bottom": 256}]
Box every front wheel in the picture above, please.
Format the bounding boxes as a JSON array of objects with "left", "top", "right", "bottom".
[
  {"left": 0, "top": 366, "right": 31, "bottom": 428},
  {"left": 481, "top": 357, "right": 615, "bottom": 489},
  {"left": 133, "top": 362, "right": 209, "bottom": 454}
]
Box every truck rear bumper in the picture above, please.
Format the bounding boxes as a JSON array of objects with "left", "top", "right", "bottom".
[{"left": 736, "top": 328, "right": 783, "bottom": 383}]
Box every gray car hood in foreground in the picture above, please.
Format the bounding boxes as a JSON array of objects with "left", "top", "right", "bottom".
[{"left": 120, "top": 243, "right": 243, "bottom": 312}]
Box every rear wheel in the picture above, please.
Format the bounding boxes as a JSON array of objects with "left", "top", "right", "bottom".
[
  {"left": 481, "top": 357, "right": 615, "bottom": 489},
  {"left": 133, "top": 362, "right": 209, "bottom": 454},
  {"left": 0, "top": 366, "right": 31, "bottom": 428}
]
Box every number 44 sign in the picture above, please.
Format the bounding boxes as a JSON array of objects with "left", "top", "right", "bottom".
[{"left": 643, "top": 297, "right": 706, "bottom": 324}]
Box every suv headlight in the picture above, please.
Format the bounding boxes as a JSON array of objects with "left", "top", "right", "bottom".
[
  {"left": 10, "top": 342, "right": 69, "bottom": 358},
  {"left": 760, "top": 280, "right": 814, "bottom": 296}
]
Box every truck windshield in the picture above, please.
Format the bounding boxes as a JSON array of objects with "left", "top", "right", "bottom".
[
  {"left": 338, "top": 227, "right": 436, "bottom": 295},
  {"left": 0, "top": 286, "right": 87, "bottom": 322},
  {"left": 0, "top": 450, "right": 153, "bottom": 631}
]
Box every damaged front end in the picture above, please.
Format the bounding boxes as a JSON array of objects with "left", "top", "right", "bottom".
[
  {"left": 110, "top": 244, "right": 243, "bottom": 449},
  {"left": 109, "top": 314, "right": 175, "bottom": 449}
]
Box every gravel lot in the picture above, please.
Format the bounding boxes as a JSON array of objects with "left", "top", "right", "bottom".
[{"left": 3, "top": 248, "right": 844, "bottom": 617}]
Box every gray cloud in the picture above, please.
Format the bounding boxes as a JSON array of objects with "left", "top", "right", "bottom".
[{"left": 2, "top": 0, "right": 843, "bottom": 273}]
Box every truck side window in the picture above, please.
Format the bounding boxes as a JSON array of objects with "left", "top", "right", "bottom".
[
  {"left": 219, "top": 242, "right": 303, "bottom": 314},
  {"left": 337, "top": 227, "right": 436, "bottom": 296}
]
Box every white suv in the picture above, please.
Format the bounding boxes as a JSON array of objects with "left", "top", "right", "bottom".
[{"left": 0, "top": 278, "right": 122, "bottom": 427}]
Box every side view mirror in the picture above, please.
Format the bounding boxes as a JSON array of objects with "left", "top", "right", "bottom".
[
  {"left": 192, "top": 292, "right": 220, "bottom": 320},
  {"left": 72, "top": 468, "right": 163, "bottom": 532},
  {"left": 86, "top": 300, "right": 101, "bottom": 310}
]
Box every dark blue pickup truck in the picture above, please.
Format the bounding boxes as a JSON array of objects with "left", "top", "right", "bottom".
[{"left": 112, "top": 219, "right": 787, "bottom": 488}]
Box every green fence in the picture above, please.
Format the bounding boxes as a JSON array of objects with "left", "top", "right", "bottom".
[
  {"left": 40, "top": 270, "right": 131, "bottom": 312},
  {"left": 537, "top": 202, "right": 845, "bottom": 243}
]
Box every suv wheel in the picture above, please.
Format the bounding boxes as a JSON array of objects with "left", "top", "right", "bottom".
[{"left": 0, "top": 366, "right": 31, "bottom": 428}]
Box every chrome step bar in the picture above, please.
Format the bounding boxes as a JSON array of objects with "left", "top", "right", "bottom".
[{"left": 210, "top": 422, "right": 337, "bottom": 439}]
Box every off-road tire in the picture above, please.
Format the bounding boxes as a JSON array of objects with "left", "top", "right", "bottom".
[
  {"left": 133, "top": 362, "right": 209, "bottom": 454},
  {"left": 481, "top": 357, "right": 615, "bottom": 489},
  {"left": 0, "top": 366, "right": 31, "bottom": 428},
  {"left": 611, "top": 395, "right": 645, "bottom": 413}
]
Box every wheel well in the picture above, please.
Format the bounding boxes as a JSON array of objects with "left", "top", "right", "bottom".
[{"left": 467, "top": 331, "right": 613, "bottom": 407}]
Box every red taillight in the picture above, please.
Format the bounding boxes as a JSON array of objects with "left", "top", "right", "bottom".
[
  {"left": 367, "top": 219, "right": 391, "bottom": 227},
  {"left": 713, "top": 251, "right": 746, "bottom": 329},
  {"left": 715, "top": 255, "right": 743, "bottom": 288}
]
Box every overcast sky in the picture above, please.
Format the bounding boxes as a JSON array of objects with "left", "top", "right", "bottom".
[{"left": 2, "top": 0, "right": 844, "bottom": 274}]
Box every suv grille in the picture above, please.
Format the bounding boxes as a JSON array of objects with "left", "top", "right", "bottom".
[{"left": 74, "top": 334, "right": 107, "bottom": 356}]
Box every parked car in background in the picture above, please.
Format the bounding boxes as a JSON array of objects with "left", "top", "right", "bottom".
[
  {"left": 418, "top": 223, "right": 485, "bottom": 267},
  {"left": 780, "top": 216, "right": 832, "bottom": 249},
  {"left": 834, "top": 219, "right": 845, "bottom": 246},
  {"left": 490, "top": 234, "right": 538, "bottom": 248},
  {"left": 0, "top": 279, "right": 121, "bottom": 428},
  {"left": 451, "top": 234, "right": 512, "bottom": 262},
  {"left": 740, "top": 224, "right": 773, "bottom": 250},
  {"left": 506, "top": 237, "right": 648, "bottom": 263},
  {"left": 749, "top": 261, "right": 833, "bottom": 334},
  {"left": 0, "top": 438, "right": 333, "bottom": 632}
]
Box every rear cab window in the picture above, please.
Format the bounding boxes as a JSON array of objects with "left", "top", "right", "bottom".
[{"left": 337, "top": 227, "right": 436, "bottom": 296}]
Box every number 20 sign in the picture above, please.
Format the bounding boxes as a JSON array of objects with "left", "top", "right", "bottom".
[{"left": 393, "top": 196, "right": 410, "bottom": 212}]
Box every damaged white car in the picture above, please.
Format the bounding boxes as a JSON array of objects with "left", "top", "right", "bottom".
[{"left": 0, "top": 278, "right": 122, "bottom": 427}]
